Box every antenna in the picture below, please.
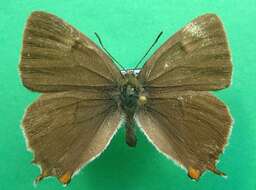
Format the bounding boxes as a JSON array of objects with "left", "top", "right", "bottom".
[
  {"left": 134, "top": 31, "right": 163, "bottom": 69},
  {"left": 94, "top": 32, "right": 126, "bottom": 71}
]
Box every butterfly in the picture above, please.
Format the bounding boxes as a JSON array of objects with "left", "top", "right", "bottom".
[{"left": 19, "top": 11, "right": 232, "bottom": 185}]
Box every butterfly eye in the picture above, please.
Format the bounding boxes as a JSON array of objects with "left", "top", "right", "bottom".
[{"left": 126, "top": 86, "right": 135, "bottom": 96}]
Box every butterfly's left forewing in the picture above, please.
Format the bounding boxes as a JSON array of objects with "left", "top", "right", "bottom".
[{"left": 20, "top": 11, "right": 122, "bottom": 92}]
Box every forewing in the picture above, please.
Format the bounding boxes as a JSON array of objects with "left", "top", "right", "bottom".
[
  {"left": 22, "top": 90, "right": 121, "bottom": 184},
  {"left": 138, "top": 14, "right": 232, "bottom": 91},
  {"left": 136, "top": 91, "right": 232, "bottom": 179},
  {"left": 20, "top": 11, "right": 122, "bottom": 92}
]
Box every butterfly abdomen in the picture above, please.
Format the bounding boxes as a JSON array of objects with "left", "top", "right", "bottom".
[{"left": 125, "top": 115, "right": 137, "bottom": 147}]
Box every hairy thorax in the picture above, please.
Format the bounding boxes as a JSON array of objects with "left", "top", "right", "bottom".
[{"left": 119, "top": 71, "right": 147, "bottom": 117}]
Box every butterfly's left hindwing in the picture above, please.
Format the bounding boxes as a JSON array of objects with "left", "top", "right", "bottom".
[{"left": 22, "top": 91, "right": 121, "bottom": 184}]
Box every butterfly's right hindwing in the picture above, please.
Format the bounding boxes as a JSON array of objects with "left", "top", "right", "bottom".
[{"left": 136, "top": 91, "right": 232, "bottom": 179}]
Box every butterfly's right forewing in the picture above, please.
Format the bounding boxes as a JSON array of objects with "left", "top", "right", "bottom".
[{"left": 138, "top": 14, "right": 232, "bottom": 91}]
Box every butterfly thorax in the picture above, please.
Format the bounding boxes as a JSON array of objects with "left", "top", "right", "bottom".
[
  {"left": 119, "top": 71, "right": 146, "bottom": 114},
  {"left": 120, "top": 73, "right": 138, "bottom": 113}
]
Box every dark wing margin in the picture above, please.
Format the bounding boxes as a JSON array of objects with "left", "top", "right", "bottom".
[
  {"left": 22, "top": 90, "right": 121, "bottom": 184},
  {"left": 136, "top": 91, "right": 232, "bottom": 180},
  {"left": 138, "top": 14, "right": 232, "bottom": 91},
  {"left": 19, "top": 11, "right": 122, "bottom": 92}
]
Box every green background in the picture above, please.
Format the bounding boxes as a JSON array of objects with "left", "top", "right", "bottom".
[{"left": 0, "top": 0, "right": 256, "bottom": 190}]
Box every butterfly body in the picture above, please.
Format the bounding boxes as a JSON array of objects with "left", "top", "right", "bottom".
[
  {"left": 119, "top": 71, "right": 146, "bottom": 146},
  {"left": 19, "top": 11, "right": 233, "bottom": 185}
]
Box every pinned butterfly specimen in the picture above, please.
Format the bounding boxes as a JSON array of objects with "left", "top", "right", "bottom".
[{"left": 19, "top": 11, "right": 232, "bottom": 185}]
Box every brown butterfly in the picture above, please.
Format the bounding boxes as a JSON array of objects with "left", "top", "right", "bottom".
[{"left": 19, "top": 11, "right": 233, "bottom": 185}]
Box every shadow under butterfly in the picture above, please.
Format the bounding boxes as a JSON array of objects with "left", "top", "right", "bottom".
[{"left": 19, "top": 11, "right": 233, "bottom": 185}]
